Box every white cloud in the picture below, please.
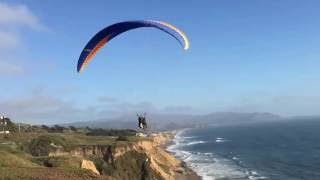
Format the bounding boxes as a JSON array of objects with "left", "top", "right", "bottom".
[
  {"left": 0, "top": 91, "right": 154, "bottom": 124},
  {"left": 0, "top": 91, "right": 197, "bottom": 124},
  {"left": 96, "top": 96, "right": 196, "bottom": 115},
  {"left": 0, "top": 2, "right": 45, "bottom": 30},
  {"left": 0, "top": 2, "right": 46, "bottom": 48},
  {"left": 163, "top": 105, "right": 194, "bottom": 113},
  {"left": 0, "top": 61, "right": 25, "bottom": 75},
  {"left": 0, "top": 31, "right": 20, "bottom": 48},
  {"left": 0, "top": 2, "right": 47, "bottom": 75},
  {"left": 0, "top": 93, "right": 93, "bottom": 124},
  {"left": 98, "top": 96, "right": 119, "bottom": 103}
]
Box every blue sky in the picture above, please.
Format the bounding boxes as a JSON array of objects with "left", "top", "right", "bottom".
[{"left": 1, "top": 0, "right": 320, "bottom": 123}]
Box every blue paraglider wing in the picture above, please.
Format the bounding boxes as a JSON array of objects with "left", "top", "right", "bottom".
[{"left": 77, "top": 20, "right": 189, "bottom": 73}]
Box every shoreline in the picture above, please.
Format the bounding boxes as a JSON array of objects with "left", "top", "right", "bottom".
[{"left": 163, "top": 130, "right": 201, "bottom": 180}]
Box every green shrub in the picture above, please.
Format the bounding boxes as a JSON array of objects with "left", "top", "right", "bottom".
[
  {"left": 116, "top": 136, "right": 129, "bottom": 141},
  {"left": 102, "top": 151, "right": 163, "bottom": 180},
  {"left": 33, "top": 156, "right": 82, "bottom": 168},
  {"left": 29, "top": 135, "right": 68, "bottom": 156},
  {"left": 86, "top": 129, "right": 136, "bottom": 136},
  {"left": 91, "top": 157, "right": 105, "bottom": 174}
]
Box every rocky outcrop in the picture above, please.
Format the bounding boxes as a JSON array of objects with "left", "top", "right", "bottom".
[
  {"left": 141, "top": 134, "right": 180, "bottom": 180},
  {"left": 81, "top": 160, "right": 100, "bottom": 175},
  {"left": 71, "top": 145, "right": 113, "bottom": 157},
  {"left": 47, "top": 132, "right": 187, "bottom": 180}
]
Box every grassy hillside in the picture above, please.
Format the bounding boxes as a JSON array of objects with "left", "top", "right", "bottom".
[
  {"left": 0, "top": 126, "right": 162, "bottom": 180},
  {"left": 0, "top": 145, "right": 35, "bottom": 167}
]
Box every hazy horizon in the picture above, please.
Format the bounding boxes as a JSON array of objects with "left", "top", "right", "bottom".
[{"left": 1, "top": 1, "right": 320, "bottom": 124}]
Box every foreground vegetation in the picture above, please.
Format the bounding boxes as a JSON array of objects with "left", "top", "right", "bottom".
[{"left": 0, "top": 119, "right": 162, "bottom": 180}]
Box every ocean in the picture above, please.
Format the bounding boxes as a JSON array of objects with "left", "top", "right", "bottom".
[{"left": 167, "top": 119, "right": 320, "bottom": 180}]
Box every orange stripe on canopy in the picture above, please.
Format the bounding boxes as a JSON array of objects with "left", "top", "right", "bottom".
[{"left": 79, "top": 36, "right": 109, "bottom": 73}]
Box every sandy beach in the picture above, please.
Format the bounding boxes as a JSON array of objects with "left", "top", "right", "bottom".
[{"left": 163, "top": 131, "right": 201, "bottom": 180}]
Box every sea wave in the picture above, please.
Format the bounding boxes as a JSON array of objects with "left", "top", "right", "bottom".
[
  {"left": 186, "top": 140, "right": 206, "bottom": 146},
  {"left": 167, "top": 130, "right": 266, "bottom": 180},
  {"left": 215, "top": 137, "right": 230, "bottom": 143}
]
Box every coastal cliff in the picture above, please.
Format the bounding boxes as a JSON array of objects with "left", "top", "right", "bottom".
[
  {"left": 0, "top": 130, "right": 199, "bottom": 180},
  {"left": 55, "top": 132, "right": 195, "bottom": 180}
]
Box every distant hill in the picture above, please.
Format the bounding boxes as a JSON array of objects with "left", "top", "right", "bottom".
[
  {"left": 199, "top": 112, "right": 282, "bottom": 125},
  {"left": 66, "top": 112, "right": 283, "bottom": 131}
]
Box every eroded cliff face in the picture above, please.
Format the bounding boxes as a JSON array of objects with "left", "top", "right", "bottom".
[
  {"left": 49, "top": 132, "right": 181, "bottom": 180},
  {"left": 81, "top": 160, "right": 100, "bottom": 175},
  {"left": 133, "top": 133, "right": 181, "bottom": 180}
]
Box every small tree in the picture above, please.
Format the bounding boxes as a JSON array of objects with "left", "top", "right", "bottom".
[
  {"left": 50, "top": 125, "right": 64, "bottom": 133},
  {"left": 69, "top": 126, "right": 77, "bottom": 132},
  {"left": 41, "top": 125, "right": 50, "bottom": 131}
]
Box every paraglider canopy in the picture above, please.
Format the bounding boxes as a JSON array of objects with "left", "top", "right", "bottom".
[{"left": 77, "top": 20, "right": 190, "bottom": 73}]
